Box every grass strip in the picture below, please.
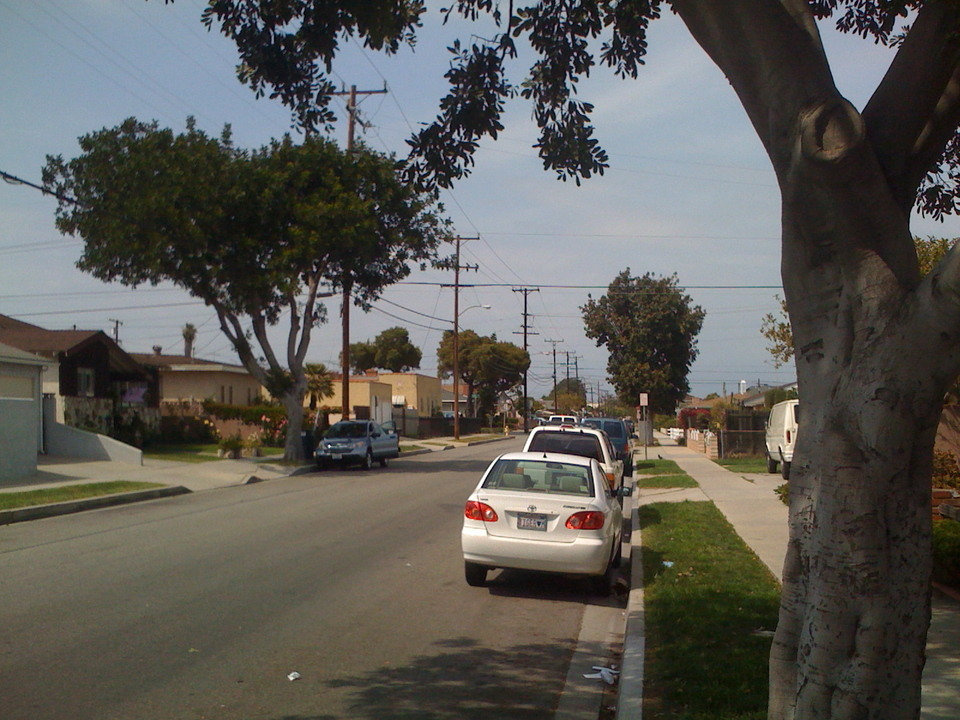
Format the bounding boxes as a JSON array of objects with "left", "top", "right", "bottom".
[
  {"left": 0, "top": 482, "right": 166, "bottom": 511},
  {"left": 636, "top": 474, "right": 699, "bottom": 489},
  {"left": 714, "top": 457, "right": 769, "bottom": 474},
  {"left": 635, "top": 459, "right": 685, "bottom": 476},
  {"left": 143, "top": 444, "right": 221, "bottom": 463},
  {"left": 640, "top": 501, "right": 781, "bottom": 720}
]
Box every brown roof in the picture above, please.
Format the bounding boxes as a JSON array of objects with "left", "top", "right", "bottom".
[{"left": 0, "top": 314, "right": 143, "bottom": 375}]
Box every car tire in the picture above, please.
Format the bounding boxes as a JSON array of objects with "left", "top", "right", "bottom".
[
  {"left": 766, "top": 454, "right": 778, "bottom": 474},
  {"left": 781, "top": 460, "right": 791, "bottom": 480},
  {"left": 360, "top": 450, "right": 373, "bottom": 471},
  {"left": 379, "top": 456, "right": 388, "bottom": 468},
  {"left": 464, "top": 561, "right": 487, "bottom": 587}
]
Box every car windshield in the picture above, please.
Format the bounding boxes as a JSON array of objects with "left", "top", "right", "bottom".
[
  {"left": 325, "top": 422, "right": 368, "bottom": 439},
  {"left": 482, "top": 459, "right": 594, "bottom": 496},
  {"left": 527, "top": 432, "right": 604, "bottom": 463}
]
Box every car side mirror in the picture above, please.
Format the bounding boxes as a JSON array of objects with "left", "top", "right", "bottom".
[
  {"left": 617, "top": 486, "right": 633, "bottom": 498},
  {"left": 630, "top": 433, "right": 638, "bottom": 440}
]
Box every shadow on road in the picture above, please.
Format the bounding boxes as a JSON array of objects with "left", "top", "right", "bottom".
[{"left": 326, "top": 636, "right": 575, "bottom": 719}]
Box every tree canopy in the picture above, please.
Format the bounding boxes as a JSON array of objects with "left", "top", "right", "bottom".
[
  {"left": 44, "top": 119, "right": 448, "bottom": 458},
  {"left": 437, "top": 330, "right": 530, "bottom": 417},
  {"left": 348, "top": 326, "right": 422, "bottom": 373},
  {"left": 582, "top": 270, "right": 704, "bottom": 415}
]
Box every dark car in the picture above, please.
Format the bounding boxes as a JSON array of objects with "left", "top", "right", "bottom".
[
  {"left": 580, "top": 417, "right": 635, "bottom": 477},
  {"left": 315, "top": 420, "right": 400, "bottom": 470}
]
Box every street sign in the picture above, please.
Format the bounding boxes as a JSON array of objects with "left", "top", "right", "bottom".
[{"left": 639, "top": 393, "right": 648, "bottom": 406}]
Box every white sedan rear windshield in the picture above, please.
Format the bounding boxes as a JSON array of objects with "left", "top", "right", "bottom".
[{"left": 482, "top": 459, "right": 595, "bottom": 497}]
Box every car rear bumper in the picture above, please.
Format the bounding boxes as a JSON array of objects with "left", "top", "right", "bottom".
[{"left": 461, "top": 527, "right": 612, "bottom": 576}]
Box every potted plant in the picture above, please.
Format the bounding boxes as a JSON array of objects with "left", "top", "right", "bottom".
[{"left": 218, "top": 433, "right": 243, "bottom": 459}]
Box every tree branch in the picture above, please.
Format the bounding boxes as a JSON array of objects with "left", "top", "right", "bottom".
[
  {"left": 671, "top": 0, "right": 834, "bottom": 172},
  {"left": 213, "top": 302, "right": 268, "bottom": 386},
  {"left": 863, "top": 2, "right": 960, "bottom": 213}
]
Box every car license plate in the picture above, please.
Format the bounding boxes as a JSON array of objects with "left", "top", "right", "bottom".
[
  {"left": 517, "top": 512, "right": 547, "bottom": 531},
  {"left": 331, "top": 454, "right": 342, "bottom": 460}
]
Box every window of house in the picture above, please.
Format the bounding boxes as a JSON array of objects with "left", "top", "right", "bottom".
[{"left": 77, "top": 368, "right": 95, "bottom": 397}]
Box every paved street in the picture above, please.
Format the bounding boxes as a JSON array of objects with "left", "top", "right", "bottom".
[{"left": 0, "top": 439, "right": 612, "bottom": 720}]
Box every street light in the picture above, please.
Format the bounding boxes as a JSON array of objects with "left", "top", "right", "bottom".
[{"left": 453, "top": 303, "right": 491, "bottom": 440}]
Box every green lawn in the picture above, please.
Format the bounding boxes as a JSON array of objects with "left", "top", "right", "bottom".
[
  {"left": 144, "top": 443, "right": 284, "bottom": 463},
  {"left": 714, "top": 456, "right": 768, "bottom": 474},
  {"left": 635, "top": 458, "right": 685, "bottom": 476},
  {"left": 640, "top": 501, "right": 781, "bottom": 719},
  {"left": 0, "top": 482, "right": 166, "bottom": 511},
  {"left": 634, "top": 459, "right": 699, "bottom": 489}
]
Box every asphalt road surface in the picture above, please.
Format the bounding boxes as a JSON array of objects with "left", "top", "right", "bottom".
[{"left": 0, "top": 439, "right": 607, "bottom": 720}]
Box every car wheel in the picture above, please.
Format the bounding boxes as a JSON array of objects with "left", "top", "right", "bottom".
[
  {"left": 781, "top": 460, "right": 791, "bottom": 480},
  {"left": 315, "top": 459, "right": 327, "bottom": 471},
  {"left": 361, "top": 450, "right": 373, "bottom": 470},
  {"left": 379, "top": 455, "right": 388, "bottom": 468},
  {"left": 766, "top": 454, "right": 778, "bottom": 474},
  {"left": 464, "top": 561, "right": 487, "bottom": 587}
]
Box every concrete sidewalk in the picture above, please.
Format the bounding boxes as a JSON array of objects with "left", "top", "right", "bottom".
[{"left": 617, "top": 435, "right": 960, "bottom": 719}]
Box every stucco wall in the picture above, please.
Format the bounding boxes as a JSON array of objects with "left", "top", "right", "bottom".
[
  {"left": 379, "top": 373, "right": 442, "bottom": 415},
  {"left": 160, "top": 369, "right": 262, "bottom": 405},
  {"left": 0, "top": 360, "right": 43, "bottom": 483}
]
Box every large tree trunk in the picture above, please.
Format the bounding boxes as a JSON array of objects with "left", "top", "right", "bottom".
[
  {"left": 670, "top": 3, "right": 960, "bottom": 718},
  {"left": 281, "top": 388, "right": 307, "bottom": 462},
  {"left": 764, "top": 94, "right": 960, "bottom": 720}
]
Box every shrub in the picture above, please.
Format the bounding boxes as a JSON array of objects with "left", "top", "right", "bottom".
[
  {"left": 933, "top": 519, "right": 960, "bottom": 589},
  {"left": 932, "top": 451, "right": 960, "bottom": 492}
]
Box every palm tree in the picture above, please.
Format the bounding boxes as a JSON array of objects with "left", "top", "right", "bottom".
[
  {"left": 182, "top": 323, "right": 197, "bottom": 358},
  {"left": 305, "top": 363, "right": 333, "bottom": 410}
]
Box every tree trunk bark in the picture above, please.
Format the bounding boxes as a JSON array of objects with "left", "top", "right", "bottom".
[
  {"left": 766, "top": 99, "right": 951, "bottom": 719},
  {"left": 281, "top": 389, "right": 307, "bottom": 462}
]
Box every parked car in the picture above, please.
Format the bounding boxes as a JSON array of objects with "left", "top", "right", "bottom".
[
  {"left": 580, "top": 417, "right": 635, "bottom": 477},
  {"left": 765, "top": 399, "right": 799, "bottom": 479},
  {"left": 522, "top": 424, "right": 624, "bottom": 492},
  {"left": 547, "top": 414, "right": 578, "bottom": 425},
  {"left": 315, "top": 420, "right": 399, "bottom": 470},
  {"left": 461, "top": 451, "right": 626, "bottom": 593}
]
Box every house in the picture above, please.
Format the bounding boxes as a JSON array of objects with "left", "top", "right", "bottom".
[
  {"left": 0, "top": 342, "right": 46, "bottom": 483},
  {"left": 319, "top": 375, "right": 393, "bottom": 425},
  {"left": 131, "top": 349, "right": 265, "bottom": 410},
  {"left": 0, "top": 314, "right": 157, "bottom": 437},
  {"left": 378, "top": 372, "right": 442, "bottom": 416},
  {"left": 441, "top": 381, "right": 469, "bottom": 416}
]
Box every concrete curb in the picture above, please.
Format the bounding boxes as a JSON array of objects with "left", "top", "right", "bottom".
[
  {"left": 0, "top": 486, "right": 191, "bottom": 525},
  {"left": 616, "top": 495, "right": 645, "bottom": 720}
]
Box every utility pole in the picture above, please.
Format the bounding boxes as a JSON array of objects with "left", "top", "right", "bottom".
[
  {"left": 331, "top": 84, "right": 387, "bottom": 420},
  {"left": 544, "top": 339, "right": 563, "bottom": 413},
  {"left": 108, "top": 318, "right": 122, "bottom": 344},
  {"left": 448, "top": 235, "right": 479, "bottom": 440},
  {"left": 512, "top": 287, "right": 539, "bottom": 432}
]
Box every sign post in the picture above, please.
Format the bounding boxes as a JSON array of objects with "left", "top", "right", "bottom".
[{"left": 638, "top": 393, "right": 649, "bottom": 461}]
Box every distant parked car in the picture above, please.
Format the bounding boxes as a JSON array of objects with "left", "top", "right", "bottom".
[
  {"left": 765, "top": 399, "right": 799, "bottom": 479},
  {"left": 547, "top": 414, "right": 578, "bottom": 425},
  {"left": 461, "top": 451, "right": 626, "bottom": 593},
  {"left": 580, "top": 417, "right": 635, "bottom": 477},
  {"left": 315, "top": 420, "right": 399, "bottom": 470}
]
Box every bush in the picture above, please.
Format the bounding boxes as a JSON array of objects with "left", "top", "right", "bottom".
[
  {"left": 933, "top": 519, "right": 960, "bottom": 589},
  {"left": 932, "top": 451, "right": 960, "bottom": 492},
  {"left": 158, "top": 415, "right": 219, "bottom": 444}
]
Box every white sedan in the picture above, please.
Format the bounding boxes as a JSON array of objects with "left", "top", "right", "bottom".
[{"left": 461, "top": 451, "right": 627, "bottom": 594}]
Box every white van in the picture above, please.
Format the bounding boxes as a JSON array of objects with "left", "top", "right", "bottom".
[{"left": 765, "top": 399, "right": 799, "bottom": 479}]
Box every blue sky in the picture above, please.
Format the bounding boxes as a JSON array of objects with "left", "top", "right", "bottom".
[{"left": 2, "top": 1, "right": 957, "bottom": 402}]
